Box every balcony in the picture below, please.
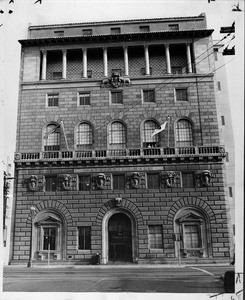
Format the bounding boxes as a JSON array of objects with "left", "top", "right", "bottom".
[{"left": 15, "top": 146, "right": 226, "bottom": 165}]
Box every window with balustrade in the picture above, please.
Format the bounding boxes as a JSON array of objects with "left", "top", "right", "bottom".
[
  {"left": 175, "top": 119, "right": 193, "bottom": 147},
  {"left": 76, "top": 122, "right": 93, "bottom": 149},
  {"left": 43, "top": 124, "right": 60, "bottom": 151},
  {"left": 142, "top": 120, "right": 159, "bottom": 148},
  {"left": 109, "top": 121, "right": 126, "bottom": 149}
]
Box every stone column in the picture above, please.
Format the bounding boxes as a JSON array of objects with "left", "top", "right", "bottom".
[
  {"left": 82, "top": 48, "right": 87, "bottom": 78},
  {"left": 62, "top": 49, "right": 67, "bottom": 79},
  {"left": 186, "top": 43, "right": 193, "bottom": 73},
  {"left": 165, "top": 44, "right": 171, "bottom": 74},
  {"left": 103, "top": 47, "right": 108, "bottom": 77},
  {"left": 41, "top": 50, "right": 47, "bottom": 80},
  {"left": 144, "top": 45, "right": 150, "bottom": 75},
  {"left": 123, "top": 46, "right": 129, "bottom": 76}
]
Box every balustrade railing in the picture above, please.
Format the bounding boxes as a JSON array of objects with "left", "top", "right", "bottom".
[{"left": 14, "top": 146, "right": 225, "bottom": 162}]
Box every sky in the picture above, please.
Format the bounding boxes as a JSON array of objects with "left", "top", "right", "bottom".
[{"left": 0, "top": 0, "right": 244, "bottom": 298}]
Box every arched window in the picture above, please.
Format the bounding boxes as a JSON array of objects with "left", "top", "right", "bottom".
[
  {"left": 142, "top": 120, "right": 159, "bottom": 148},
  {"left": 109, "top": 121, "right": 126, "bottom": 149},
  {"left": 175, "top": 119, "right": 193, "bottom": 147},
  {"left": 43, "top": 124, "right": 60, "bottom": 151},
  {"left": 76, "top": 122, "right": 93, "bottom": 149}
]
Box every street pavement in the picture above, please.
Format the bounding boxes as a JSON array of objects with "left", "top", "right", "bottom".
[{"left": 2, "top": 264, "right": 234, "bottom": 293}]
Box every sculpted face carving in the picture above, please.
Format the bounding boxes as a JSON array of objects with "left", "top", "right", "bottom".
[
  {"left": 28, "top": 175, "right": 38, "bottom": 191},
  {"left": 201, "top": 170, "right": 211, "bottom": 187},
  {"left": 96, "top": 173, "right": 106, "bottom": 190}
]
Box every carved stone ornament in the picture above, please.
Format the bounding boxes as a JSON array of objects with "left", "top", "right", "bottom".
[
  {"left": 101, "top": 72, "right": 131, "bottom": 88},
  {"left": 131, "top": 172, "right": 141, "bottom": 189},
  {"left": 166, "top": 171, "right": 176, "bottom": 188},
  {"left": 96, "top": 173, "right": 106, "bottom": 190},
  {"left": 28, "top": 175, "right": 38, "bottom": 191},
  {"left": 200, "top": 170, "right": 211, "bottom": 187},
  {"left": 115, "top": 197, "right": 123, "bottom": 207},
  {"left": 14, "top": 153, "right": 21, "bottom": 160},
  {"left": 62, "top": 174, "right": 72, "bottom": 191}
]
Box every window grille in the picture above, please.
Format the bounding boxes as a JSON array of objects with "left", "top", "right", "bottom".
[
  {"left": 79, "top": 175, "right": 91, "bottom": 191},
  {"left": 47, "top": 94, "right": 59, "bottom": 107},
  {"left": 43, "top": 124, "right": 60, "bottom": 151},
  {"left": 113, "top": 174, "right": 125, "bottom": 190},
  {"left": 78, "top": 93, "right": 91, "bottom": 106},
  {"left": 111, "top": 91, "right": 123, "bottom": 104},
  {"left": 109, "top": 122, "right": 126, "bottom": 148},
  {"left": 175, "top": 119, "right": 193, "bottom": 147},
  {"left": 142, "top": 120, "right": 159, "bottom": 148},
  {"left": 147, "top": 173, "right": 159, "bottom": 189},
  {"left": 182, "top": 172, "right": 195, "bottom": 188},
  {"left": 45, "top": 175, "right": 58, "bottom": 191},
  {"left": 78, "top": 227, "right": 91, "bottom": 250},
  {"left": 76, "top": 123, "right": 93, "bottom": 148},
  {"left": 175, "top": 88, "right": 188, "bottom": 101},
  {"left": 143, "top": 90, "right": 155, "bottom": 102},
  {"left": 148, "top": 225, "right": 163, "bottom": 249}
]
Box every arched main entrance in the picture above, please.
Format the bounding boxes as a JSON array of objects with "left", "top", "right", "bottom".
[{"left": 108, "top": 213, "right": 132, "bottom": 262}]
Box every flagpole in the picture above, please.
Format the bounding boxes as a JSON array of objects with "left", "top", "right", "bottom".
[
  {"left": 60, "top": 121, "right": 69, "bottom": 151},
  {"left": 167, "top": 116, "right": 170, "bottom": 148}
]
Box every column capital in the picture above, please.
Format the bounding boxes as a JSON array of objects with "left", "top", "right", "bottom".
[
  {"left": 102, "top": 47, "right": 108, "bottom": 51},
  {"left": 41, "top": 50, "right": 47, "bottom": 54},
  {"left": 144, "top": 44, "right": 149, "bottom": 50},
  {"left": 62, "top": 49, "right": 67, "bottom": 53},
  {"left": 82, "top": 47, "right": 87, "bottom": 52}
]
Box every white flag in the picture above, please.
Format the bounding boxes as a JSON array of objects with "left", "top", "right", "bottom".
[{"left": 151, "top": 121, "right": 167, "bottom": 136}]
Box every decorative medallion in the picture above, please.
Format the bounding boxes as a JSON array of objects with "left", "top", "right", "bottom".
[
  {"left": 101, "top": 72, "right": 131, "bottom": 88},
  {"left": 28, "top": 175, "right": 38, "bottom": 191}
]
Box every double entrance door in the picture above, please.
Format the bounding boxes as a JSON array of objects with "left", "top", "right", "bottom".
[{"left": 108, "top": 213, "right": 132, "bottom": 262}]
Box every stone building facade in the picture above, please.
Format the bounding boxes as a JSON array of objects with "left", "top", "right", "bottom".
[{"left": 10, "top": 14, "right": 232, "bottom": 265}]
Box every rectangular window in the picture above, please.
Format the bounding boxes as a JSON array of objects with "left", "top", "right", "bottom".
[
  {"left": 143, "top": 90, "right": 155, "bottom": 103},
  {"left": 221, "top": 116, "right": 225, "bottom": 125},
  {"left": 43, "top": 228, "right": 56, "bottom": 250},
  {"left": 79, "top": 175, "right": 91, "bottom": 191},
  {"left": 82, "top": 29, "right": 92, "bottom": 35},
  {"left": 169, "top": 24, "right": 179, "bottom": 31},
  {"left": 217, "top": 81, "right": 221, "bottom": 90},
  {"left": 172, "top": 66, "right": 183, "bottom": 75},
  {"left": 54, "top": 30, "right": 64, "bottom": 37},
  {"left": 140, "top": 25, "right": 150, "bottom": 32},
  {"left": 175, "top": 88, "right": 188, "bottom": 101},
  {"left": 78, "top": 93, "right": 91, "bottom": 106},
  {"left": 111, "top": 27, "right": 121, "bottom": 34},
  {"left": 113, "top": 174, "right": 125, "bottom": 190},
  {"left": 78, "top": 227, "right": 91, "bottom": 250},
  {"left": 148, "top": 225, "right": 163, "bottom": 249},
  {"left": 184, "top": 224, "right": 200, "bottom": 248},
  {"left": 47, "top": 94, "right": 59, "bottom": 107},
  {"left": 111, "top": 91, "right": 123, "bottom": 104},
  {"left": 45, "top": 175, "right": 58, "bottom": 192},
  {"left": 147, "top": 173, "right": 159, "bottom": 189},
  {"left": 182, "top": 172, "right": 195, "bottom": 188},
  {"left": 141, "top": 67, "right": 153, "bottom": 75},
  {"left": 228, "top": 187, "right": 233, "bottom": 197}
]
